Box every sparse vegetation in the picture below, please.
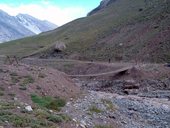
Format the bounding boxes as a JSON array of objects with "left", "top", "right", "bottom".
[
  {"left": 89, "top": 105, "right": 103, "bottom": 113},
  {"left": 0, "top": 0, "right": 169, "bottom": 62},
  {"left": 23, "top": 75, "right": 35, "bottom": 84},
  {"left": 0, "top": 111, "right": 52, "bottom": 127},
  {"left": 17, "top": 75, "right": 35, "bottom": 89},
  {"left": 101, "top": 99, "right": 117, "bottom": 111},
  {"left": 0, "top": 0, "right": 169, "bottom": 127},
  {"left": 35, "top": 109, "right": 49, "bottom": 119},
  {"left": 11, "top": 76, "right": 20, "bottom": 84},
  {"left": 10, "top": 72, "right": 20, "bottom": 84},
  {"left": 31, "top": 94, "right": 66, "bottom": 111},
  {"left": 0, "top": 102, "right": 15, "bottom": 110},
  {"left": 0, "top": 100, "right": 69, "bottom": 127},
  {"left": 47, "top": 115, "right": 63, "bottom": 123}
]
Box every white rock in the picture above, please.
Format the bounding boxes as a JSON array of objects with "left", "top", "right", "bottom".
[
  {"left": 119, "top": 43, "right": 123, "bottom": 46},
  {"left": 162, "top": 104, "right": 170, "bottom": 111},
  {"left": 49, "top": 110, "right": 53, "bottom": 113},
  {"left": 80, "top": 124, "right": 86, "bottom": 128},
  {"left": 80, "top": 120, "right": 86, "bottom": 128},
  {"left": 25, "top": 105, "right": 33, "bottom": 112},
  {"left": 17, "top": 106, "right": 21, "bottom": 109},
  {"left": 5, "top": 121, "right": 8, "bottom": 123},
  {"left": 73, "top": 118, "right": 77, "bottom": 123},
  {"left": 14, "top": 97, "right": 18, "bottom": 101}
]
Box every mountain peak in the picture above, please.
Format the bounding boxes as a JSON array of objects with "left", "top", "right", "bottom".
[
  {"left": 0, "top": 9, "right": 11, "bottom": 16},
  {"left": 0, "top": 9, "right": 58, "bottom": 43},
  {"left": 17, "top": 13, "right": 37, "bottom": 19}
]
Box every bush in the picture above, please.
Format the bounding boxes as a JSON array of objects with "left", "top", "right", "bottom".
[
  {"left": 47, "top": 98, "right": 66, "bottom": 111},
  {"left": 47, "top": 115, "right": 63, "bottom": 123},
  {"left": 0, "top": 102, "right": 15, "bottom": 110},
  {"left": 35, "top": 109, "right": 49, "bottom": 119},
  {"left": 0, "top": 111, "right": 51, "bottom": 127},
  {"left": 31, "top": 94, "right": 66, "bottom": 111},
  {"left": 89, "top": 105, "right": 103, "bottom": 113}
]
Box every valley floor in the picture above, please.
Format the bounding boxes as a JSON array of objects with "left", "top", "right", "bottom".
[{"left": 0, "top": 57, "right": 170, "bottom": 128}]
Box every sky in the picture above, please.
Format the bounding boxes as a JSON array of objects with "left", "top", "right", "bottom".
[{"left": 0, "top": 0, "right": 101, "bottom": 26}]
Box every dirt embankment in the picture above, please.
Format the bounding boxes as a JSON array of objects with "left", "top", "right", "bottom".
[{"left": 0, "top": 64, "right": 81, "bottom": 104}]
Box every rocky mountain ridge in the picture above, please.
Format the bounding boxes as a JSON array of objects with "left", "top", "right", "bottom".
[{"left": 0, "top": 10, "right": 57, "bottom": 43}]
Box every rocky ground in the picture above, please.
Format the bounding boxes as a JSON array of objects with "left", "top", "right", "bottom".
[
  {"left": 63, "top": 91, "right": 170, "bottom": 128},
  {"left": 0, "top": 58, "right": 170, "bottom": 128},
  {"left": 62, "top": 62, "right": 170, "bottom": 128}
]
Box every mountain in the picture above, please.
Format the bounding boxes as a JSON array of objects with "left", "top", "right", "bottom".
[
  {"left": 0, "top": 0, "right": 169, "bottom": 62},
  {"left": 16, "top": 14, "right": 57, "bottom": 34},
  {"left": 0, "top": 10, "right": 35, "bottom": 43},
  {"left": 0, "top": 10, "right": 57, "bottom": 43}
]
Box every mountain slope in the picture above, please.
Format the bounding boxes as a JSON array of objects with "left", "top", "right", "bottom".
[
  {"left": 87, "top": 0, "right": 117, "bottom": 16},
  {"left": 0, "top": 10, "right": 57, "bottom": 43},
  {"left": 0, "top": 0, "right": 169, "bottom": 62},
  {"left": 0, "top": 10, "right": 35, "bottom": 43},
  {"left": 16, "top": 14, "right": 57, "bottom": 34}
]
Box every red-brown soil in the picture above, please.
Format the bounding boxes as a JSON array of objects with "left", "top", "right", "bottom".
[{"left": 0, "top": 64, "right": 81, "bottom": 104}]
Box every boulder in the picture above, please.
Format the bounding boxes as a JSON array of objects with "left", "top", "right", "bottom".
[
  {"left": 25, "top": 105, "right": 33, "bottom": 112},
  {"left": 54, "top": 42, "right": 66, "bottom": 52}
]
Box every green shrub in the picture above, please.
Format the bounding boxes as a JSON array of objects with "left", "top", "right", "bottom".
[
  {"left": 0, "top": 111, "right": 51, "bottom": 127},
  {"left": 47, "top": 115, "right": 63, "bottom": 123},
  {"left": 47, "top": 98, "right": 66, "bottom": 111},
  {"left": 35, "top": 109, "right": 49, "bottom": 119},
  {"left": 31, "top": 94, "right": 66, "bottom": 111},
  {"left": 0, "top": 102, "right": 15, "bottom": 110},
  {"left": 58, "top": 114, "right": 70, "bottom": 121}
]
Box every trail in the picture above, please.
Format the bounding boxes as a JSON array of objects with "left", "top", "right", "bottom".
[{"left": 68, "top": 66, "right": 132, "bottom": 77}]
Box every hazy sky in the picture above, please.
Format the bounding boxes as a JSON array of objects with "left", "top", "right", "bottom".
[{"left": 0, "top": 0, "right": 101, "bottom": 26}]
